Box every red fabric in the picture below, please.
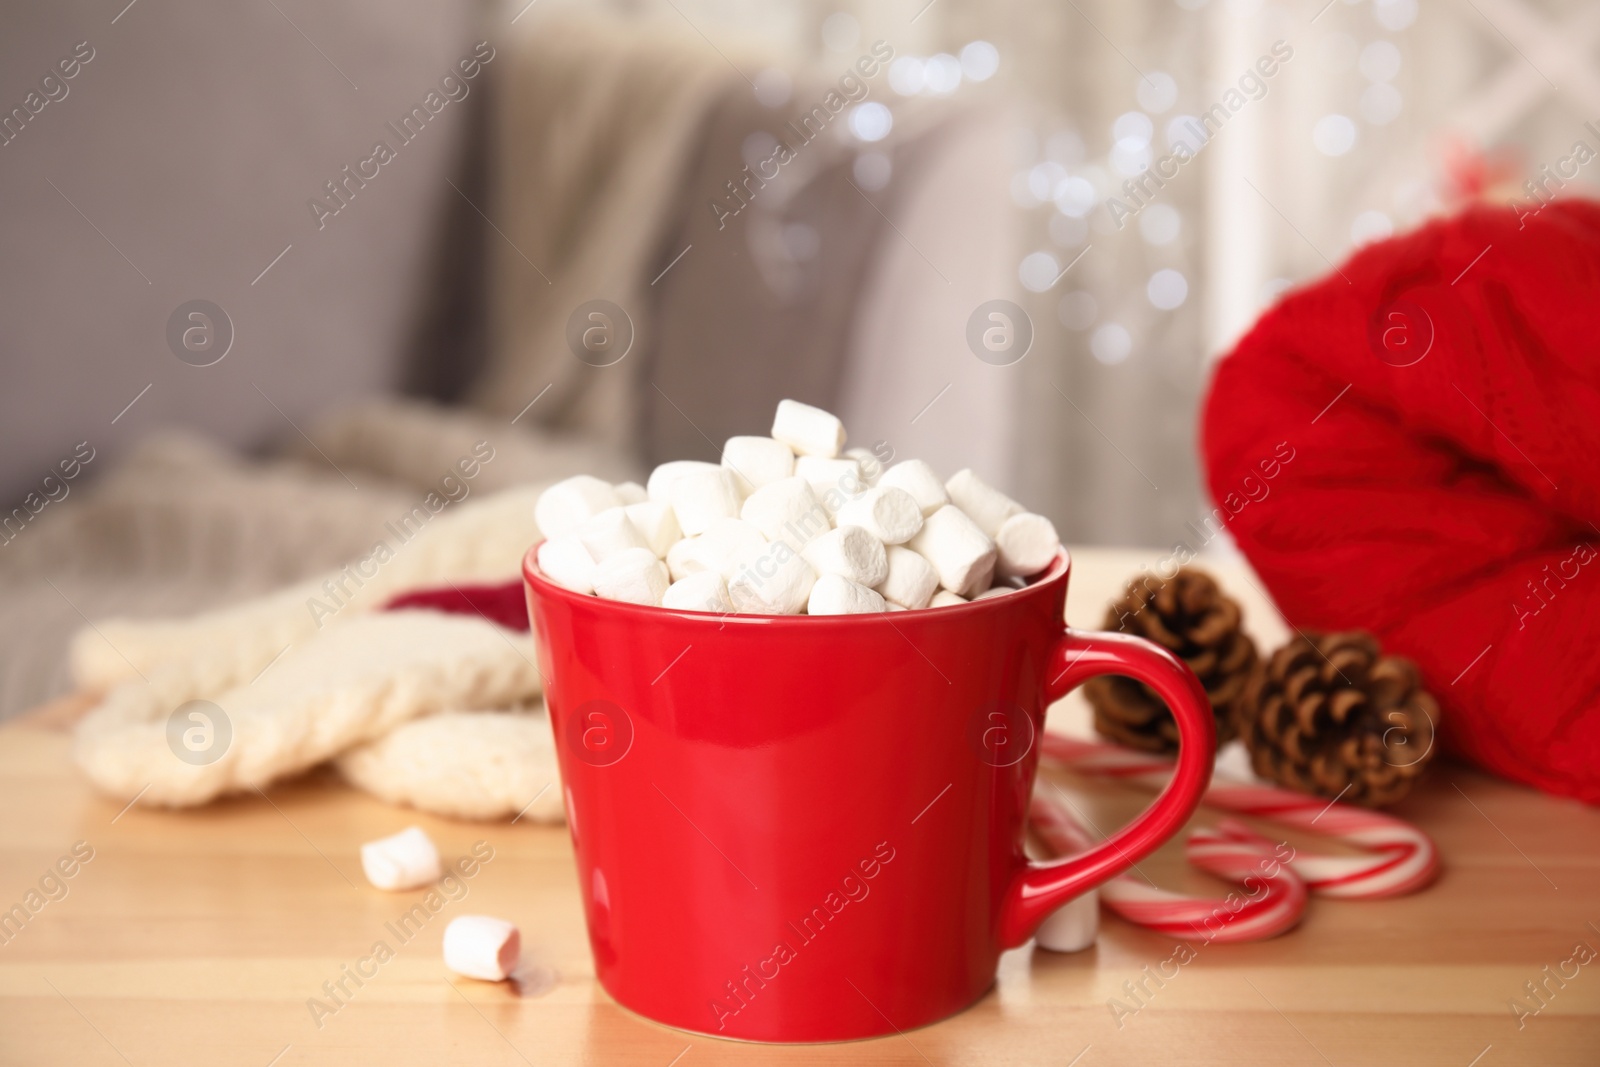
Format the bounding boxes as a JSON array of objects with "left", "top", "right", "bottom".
[
  {"left": 1201, "top": 199, "right": 1600, "bottom": 805},
  {"left": 382, "top": 579, "right": 530, "bottom": 631}
]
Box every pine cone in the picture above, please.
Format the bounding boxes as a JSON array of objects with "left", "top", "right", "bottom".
[
  {"left": 1085, "top": 568, "right": 1257, "bottom": 753},
  {"left": 1240, "top": 630, "right": 1437, "bottom": 807}
]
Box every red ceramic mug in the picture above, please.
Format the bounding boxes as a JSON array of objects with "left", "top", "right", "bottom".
[{"left": 523, "top": 546, "right": 1214, "bottom": 1043}]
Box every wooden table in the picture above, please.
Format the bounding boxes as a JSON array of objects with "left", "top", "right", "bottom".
[{"left": 3, "top": 550, "right": 1598, "bottom": 1065}]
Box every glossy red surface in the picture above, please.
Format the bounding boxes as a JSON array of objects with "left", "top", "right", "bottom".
[{"left": 523, "top": 547, "right": 1215, "bottom": 1043}]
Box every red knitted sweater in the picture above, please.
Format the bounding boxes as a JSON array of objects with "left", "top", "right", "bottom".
[{"left": 1202, "top": 199, "right": 1600, "bottom": 804}]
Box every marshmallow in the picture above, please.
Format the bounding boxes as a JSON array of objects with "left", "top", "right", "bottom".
[
  {"left": 907, "top": 505, "right": 997, "bottom": 597},
  {"left": 592, "top": 547, "right": 670, "bottom": 605},
  {"left": 771, "top": 398, "right": 845, "bottom": 458},
  {"left": 664, "top": 539, "right": 701, "bottom": 582},
  {"left": 670, "top": 467, "right": 744, "bottom": 536},
  {"left": 875, "top": 545, "right": 940, "bottom": 610},
  {"left": 443, "top": 915, "right": 521, "bottom": 981},
  {"left": 624, "top": 501, "right": 681, "bottom": 559},
  {"left": 879, "top": 460, "right": 949, "bottom": 517},
  {"left": 1035, "top": 890, "right": 1099, "bottom": 953},
  {"left": 360, "top": 827, "right": 440, "bottom": 891},
  {"left": 575, "top": 507, "right": 649, "bottom": 563},
  {"left": 535, "top": 536, "right": 597, "bottom": 595},
  {"left": 666, "top": 518, "right": 768, "bottom": 581},
  {"left": 668, "top": 543, "right": 707, "bottom": 585},
  {"left": 534, "top": 475, "right": 622, "bottom": 540},
  {"left": 801, "top": 525, "right": 889, "bottom": 588},
  {"left": 996, "top": 512, "right": 1061, "bottom": 578},
  {"left": 795, "top": 455, "right": 865, "bottom": 515},
  {"left": 722, "top": 436, "right": 795, "bottom": 494},
  {"left": 835, "top": 486, "right": 923, "bottom": 545},
  {"left": 647, "top": 460, "right": 722, "bottom": 504},
  {"left": 740, "top": 476, "right": 831, "bottom": 551},
  {"left": 945, "top": 468, "right": 1023, "bottom": 537},
  {"left": 662, "top": 571, "right": 734, "bottom": 614},
  {"left": 728, "top": 548, "right": 816, "bottom": 615},
  {"left": 807, "top": 574, "right": 888, "bottom": 615},
  {"left": 539, "top": 402, "right": 1055, "bottom": 616},
  {"left": 845, "top": 446, "right": 887, "bottom": 486}
]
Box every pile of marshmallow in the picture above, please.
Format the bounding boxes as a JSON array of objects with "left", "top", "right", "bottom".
[{"left": 534, "top": 400, "right": 1061, "bottom": 615}]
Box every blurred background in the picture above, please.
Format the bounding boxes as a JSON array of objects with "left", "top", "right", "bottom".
[{"left": 1, "top": 0, "right": 1592, "bottom": 716}]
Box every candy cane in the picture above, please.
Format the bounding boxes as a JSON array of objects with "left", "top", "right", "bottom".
[
  {"left": 1031, "top": 789, "right": 1308, "bottom": 943},
  {"left": 1037, "top": 734, "right": 1440, "bottom": 900}
]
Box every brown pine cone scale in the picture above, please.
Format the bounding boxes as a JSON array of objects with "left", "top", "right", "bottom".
[
  {"left": 1085, "top": 568, "right": 1257, "bottom": 754},
  {"left": 1239, "top": 630, "right": 1437, "bottom": 807}
]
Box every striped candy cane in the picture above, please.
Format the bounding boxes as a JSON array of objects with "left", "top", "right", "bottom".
[
  {"left": 1031, "top": 789, "right": 1308, "bottom": 942},
  {"left": 1029, "top": 735, "right": 1439, "bottom": 942}
]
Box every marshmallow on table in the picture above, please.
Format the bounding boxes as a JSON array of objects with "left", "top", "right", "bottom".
[
  {"left": 996, "top": 512, "right": 1061, "bottom": 578},
  {"left": 662, "top": 571, "right": 734, "bottom": 613},
  {"left": 624, "top": 501, "right": 681, "bottom": 559},
  {"left": 879, "top": 460, "right": 949, "bottom": 517},
  {"left": 875, "top": 545, "right": 940, "bottom": 610},
  {"left": 722, "top": 436, "right": 795, "bottom": 494},
  {"left": 592, "top": 547, "right": 670, "bottom": 605},
  {"left": 534, "top": 475, "right": 622, "bottom": 540},
  {"left": 795, "top": 455, "right": 864, "bottom": 515},
  {"left": 614, "top": 481, "right": 648, "bottom": 505},
  {"left": 536, "top": 537, "right": 597, "bottom": 595},
  {"left": 908, "top": 504, "right": 997, "bottom": 597},
  {"left": 670, "top": 467, "right": 744, "bottom": 536},
  {"left": 443, "top": 915, "right": 521, "bottom": 981},
  {"left": 836, "top": 486, "right": 923, "bottom": 545},
  {"left": 845, "top": 446, "right": 886, "bottom": 486},
  {"left": 647, "top": 460, "right": 722, "bottom": 504},
  {"left": 929, "top": 589, "right": 968, "bottom": 607},
  {"left": 1035, "top": 890, "right": 1099, "bottom": 953},
  {"left": 361, "top": 827, "right": 441, "bottom": 891},
  {"left": 945, "top": 468, "right": 1023, "bottom": 537},
  {"left": 771, "top": 399, "right": 845, "bottom": 458},
  {"left": 666, "top": 518, "right": 768, "bottom": 581},
  {"left": 802, "top": 525, "right": 889, "bottom": 588},
  {"left": 808, "top": 574, "right": 888, "bottom": 615},
  {"left": 575, "top": 507, "right": 649, "bottom": 563},
  {"left": 729, "top": 549, "right": 817, "bottom": 614},
  {"left": 741, "top": 476, "right": 831, "bottom": 551}
]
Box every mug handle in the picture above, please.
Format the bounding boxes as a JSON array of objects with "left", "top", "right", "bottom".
[{"left": 997, "top": 627, "right": 1216, "bottom": 948}]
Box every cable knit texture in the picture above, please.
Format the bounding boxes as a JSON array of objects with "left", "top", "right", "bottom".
[
  {"left": 69, "top": 484, "right": 545, "bottom": 694},
  {"left": 74, "top": 612, "right": 545, "bottom": 806},
  {"left": 25, "top": 399, "right": 639, "bottom": 817},
  {"left": 336, "top": 709, "right": 564, "bottom": 822},
  {"left": 1201, "top": 200, "right": 1600, "bottom": 804},
  {"left": 0, "top": 397, "right": 629, "bottom": 718}
]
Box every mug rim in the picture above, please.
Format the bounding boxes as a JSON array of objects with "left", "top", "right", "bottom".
[{"left": 522, "top": 542, "right": 1071, "bottom": 627}]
